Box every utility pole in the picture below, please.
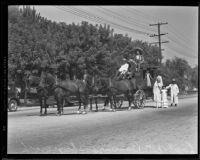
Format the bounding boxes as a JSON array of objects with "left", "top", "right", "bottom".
[{"left": 149, "top": 22, "right": 169, "bottom": 64}]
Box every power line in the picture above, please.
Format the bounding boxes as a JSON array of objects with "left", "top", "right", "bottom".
[
  {"left": 126, "top": 6, "right": 161, "bottom": 25},
  {"left": 164, "top": 44, "right": 197, "bottom": 60},
  {"left": 55, "top": 6, "right": 152, "bottom": 37},
  {"left": 95, "top": 6, "right": 157, "bottom": 34},
  {"left": 165, "top": 34, "right": 196, "bottom": 53},
  {"left": 126, "top": 7, "right": 197, "bottom": 53}
]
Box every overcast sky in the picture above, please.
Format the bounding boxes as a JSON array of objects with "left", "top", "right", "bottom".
[{"left": 30, "top": 6, "right": 198, "bottom": 67}]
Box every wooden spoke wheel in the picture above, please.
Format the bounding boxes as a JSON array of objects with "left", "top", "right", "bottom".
[{"left": 133, "top": 89, "right": 146, "bottom": 109}]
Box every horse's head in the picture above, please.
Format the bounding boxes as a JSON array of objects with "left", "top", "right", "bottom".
[
  {"left": 28, "top": 75, "right": 40, "bottom": 87},
  {"left": 45, "top": 73, "right": 56, "bottom": 87},
  {"left": 92, "top": 76, "right": 109, "bottom": 93},
  {"left": 39, "top": 71, "right": 56, "bottom": 88}
]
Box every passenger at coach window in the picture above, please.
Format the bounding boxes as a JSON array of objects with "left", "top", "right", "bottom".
[
  {"left": 153, "top": 75, "right": 163, "bottom": 108},
  {"left": 145, "top": 70, "right": 153, "bottom": 87}
]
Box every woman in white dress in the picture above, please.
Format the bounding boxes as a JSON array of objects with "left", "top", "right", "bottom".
[
  {"left": 153, "top": 75, "right": 163, "bottom": 108},
  {"left": 145, "top": 70, "right": 153, "bottom": 87}
]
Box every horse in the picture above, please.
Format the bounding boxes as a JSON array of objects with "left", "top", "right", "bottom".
[
  {"left": 54, "top": 74, "right": 95, "bottom": 115},
  {"left": 28, "top": 71, "right": 56, "bottom": 116},
  {"left": 93, "top": 60, "right": 139, "bottom": 111},
  {"left": 88, "top": 75, "right": 107, "bottom": 111}
]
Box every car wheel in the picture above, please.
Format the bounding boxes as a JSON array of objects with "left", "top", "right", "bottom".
[{"left": 8, "top": 99, "right": 18, "bottom": 112}]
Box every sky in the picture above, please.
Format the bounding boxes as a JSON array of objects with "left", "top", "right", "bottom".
[{"left": 28, "top": 6, "right": 198, "bottom": 67}]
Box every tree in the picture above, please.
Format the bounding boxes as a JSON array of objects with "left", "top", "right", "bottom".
[{"left": 9, "top": 5, "right": 163, "bottom": 86}]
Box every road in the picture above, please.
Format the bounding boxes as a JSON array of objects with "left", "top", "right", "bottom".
[{"left": 7, "top": 96, "right": 198, "bottom": 154}]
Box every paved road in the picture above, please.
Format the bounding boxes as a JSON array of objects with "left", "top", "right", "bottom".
[{"left": 8, "top": 96, "right": 197, "bottom": 154}]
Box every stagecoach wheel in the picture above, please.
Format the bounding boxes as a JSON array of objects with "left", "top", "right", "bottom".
[
  {"left": 8, "top": 99, "right": 18, "bottom": 112},
  {"left": 133, "top": 90, "right": 146, "bottom": 109}
]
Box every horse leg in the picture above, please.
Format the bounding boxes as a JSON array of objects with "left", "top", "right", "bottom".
[
  {"left": 58, "top": 99, "right": 62, "bottom": 116},
  {"left": 82, "top": 95, "right": 88, "bottom": 114},
  {"left": 56, "top": 96, "right": 62, "bottom": 116},
  {"left": 109, "top": 95, "right": 113, "bottom": 111},
  {"left": 95, "top": 97, "right": 98, "bottom": 111},
  {"left": 113, "top": 95, "right": 117, "bottom": 112},
  {"left": 44, "top": 98, "right": 47, "bottom": 115},
  {"left": 103, "top": 97, "right": 108, "bottom": 110},
  {"left": 39, "top": 98, "right": 43, "bottom": 116},
  {"left": 55, "top": 97, "right": 59, "bottom": 116},
  {"left": 61, "top": 98, "right": 64, "bottom": 114},
  {"left": 77, "top": 96, "right": 82, "bottom": 114},
  {"left": 127, "top": 94, "right": 132, "bottom": 110},
  {"left": 89, "top": 97, "right": 93, "bottom": 111}
]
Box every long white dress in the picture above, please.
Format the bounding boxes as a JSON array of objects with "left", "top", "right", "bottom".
[
  {"left": 146, "top": 73, "right": 152, "bottom": 87},
  {"left": 153, "top": 76, "right": 163, "bottom": 108}
]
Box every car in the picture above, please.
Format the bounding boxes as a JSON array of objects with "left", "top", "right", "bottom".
[
  {"left": 8, "top": 83, "right": 39, "bottom": 111},
  {"left": 8, "top": 83, "right": 77, "bottom": 112},
  {"left": 8, "top": 84, "right": 20, "bottom": 112}
]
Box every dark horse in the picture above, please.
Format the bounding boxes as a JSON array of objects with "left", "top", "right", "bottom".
[
  {"left": 92, "top": 60, "right": 140, "bottom": 111},
  {"left": 54, "top": 74, "right": 95, "bottom": 115},
  {"left": 28, "top": 71, "right": 56, "bottom": 115}
]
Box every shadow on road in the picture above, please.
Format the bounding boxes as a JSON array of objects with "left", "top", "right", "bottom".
[{"left": 144, "top": 105, "right": 156, "bottom": 108}]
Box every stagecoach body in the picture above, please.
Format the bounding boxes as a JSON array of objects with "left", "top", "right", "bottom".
[
  {"left": 109, "top": 64, "right": 159, "bottom": 109},
  {"left": 133, "top": 64, "right": 159, "bottom": 108},
  {"left": 109, "top": 47, "right": 160, "bottom": 109}
]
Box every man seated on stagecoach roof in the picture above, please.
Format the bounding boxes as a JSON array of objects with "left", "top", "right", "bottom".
[{"left": 134, "top": 50, "right": 144, "bottom": 71}]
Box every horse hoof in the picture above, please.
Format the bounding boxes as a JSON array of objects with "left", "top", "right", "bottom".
[
  {"left": 82, "top": 111, "right": 87, "bottom": 114},
  {"left": 56, "top": 113, "right": 61, "bottom": 116},
  {"left": 77, "top": 111, "right": 81, "bottom": 114}
]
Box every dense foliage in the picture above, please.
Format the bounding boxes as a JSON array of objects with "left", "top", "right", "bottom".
[{"left": 8, "top": 6, "right": 198, "bottom": 92}]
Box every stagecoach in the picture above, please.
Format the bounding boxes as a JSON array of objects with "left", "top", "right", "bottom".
[
  {"left": 106, "top": 65, "right": 159, "bottom": 109},
  {"left": 9, "top": 47, "right": 159, "bottom": 115},
  {"left": 91, "top": 47, "right": 159, "bottom": 110}
]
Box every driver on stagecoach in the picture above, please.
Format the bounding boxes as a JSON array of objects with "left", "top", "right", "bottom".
[{"left": 117, "top": 58, "right": 133, "bottom": 79}]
